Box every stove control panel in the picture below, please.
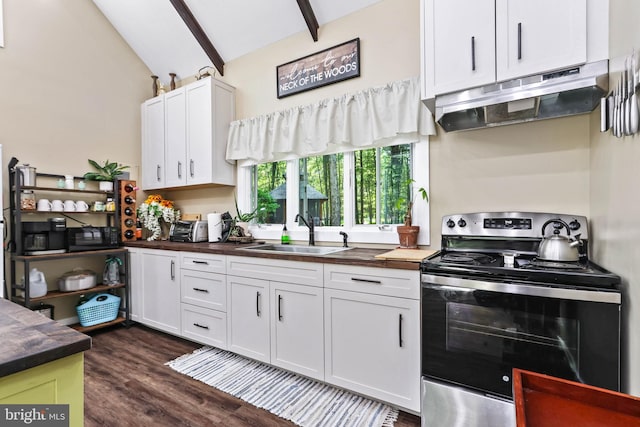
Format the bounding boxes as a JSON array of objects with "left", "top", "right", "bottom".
[
  {"left": 441, "top": 212, "right": 588, "bottom": 240},
  {"left": 484, "top": 218, "right": 531, "bottom": 229}
]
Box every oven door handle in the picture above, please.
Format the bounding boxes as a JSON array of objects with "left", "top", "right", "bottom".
[{"left": 421, "top": 274, "right": 621, "bottom": 304}]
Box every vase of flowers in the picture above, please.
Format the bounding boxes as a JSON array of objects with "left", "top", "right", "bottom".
[{"left": 137, "top": 194, "right": 181, "bottom": 241}]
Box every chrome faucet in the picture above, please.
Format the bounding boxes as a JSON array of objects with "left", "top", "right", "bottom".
[{"left": 295, "top": 213, "right": 315, "bottom": 246}]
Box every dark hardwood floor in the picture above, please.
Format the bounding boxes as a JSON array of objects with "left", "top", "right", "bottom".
[{"left": 84, "top": 324, "right": 421, "bottom": 427}]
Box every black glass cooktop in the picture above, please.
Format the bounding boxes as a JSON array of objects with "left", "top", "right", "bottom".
[{"left": 421, "top": 251, "right": 621, "bottom": 289}]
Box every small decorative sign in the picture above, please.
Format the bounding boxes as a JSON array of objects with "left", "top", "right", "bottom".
[{"left": 276, "top": 38, "right": 360, "bottom": 99}]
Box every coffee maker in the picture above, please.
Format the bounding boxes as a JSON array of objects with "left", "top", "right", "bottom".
[{"left": 22, "top": 218, "right": 67, "bottom": 255}]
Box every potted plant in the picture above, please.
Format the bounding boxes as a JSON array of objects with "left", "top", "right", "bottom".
[
  {"left": 231, "top": 197, "right": 259, "bottom": 238},
  {"left": 396, "top": 180, "right": 429, "bottom": 249},
  {"left": 83, "top": 159, "right": 129, "bottom": 192}
]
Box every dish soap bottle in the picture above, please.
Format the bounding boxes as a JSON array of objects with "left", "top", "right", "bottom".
[{"left": 281, "top": 224, "right": 290, "bottom": 245}]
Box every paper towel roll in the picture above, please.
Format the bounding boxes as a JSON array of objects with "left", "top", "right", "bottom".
[{"left": 207, "top": 213, "right": 222, "bottom": 242}]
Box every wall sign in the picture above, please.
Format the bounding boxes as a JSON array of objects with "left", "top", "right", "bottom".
[{"left": 276, "top": 38, "right": 360, "bottom": 99}]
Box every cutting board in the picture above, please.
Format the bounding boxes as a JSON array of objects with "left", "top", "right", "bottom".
[{"left": 374, "top": 248, "right": 437, "bottom": 262}]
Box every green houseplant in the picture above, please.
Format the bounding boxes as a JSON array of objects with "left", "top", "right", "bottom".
[
  {"left": 230, "top": 197, "right": 259, "bottom": 238},
  {"left": 83, "top": 159, "right": 129, "bottom": 192},
  {"left": 396, "top": 180, "right": 428, "bottom": 248}
]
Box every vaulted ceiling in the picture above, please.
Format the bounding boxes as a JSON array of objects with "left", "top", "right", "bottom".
[{"left": 92, "top": 0, "right": 382, "bottom": 82}]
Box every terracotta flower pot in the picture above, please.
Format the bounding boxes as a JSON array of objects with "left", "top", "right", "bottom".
[{"left": 397, "top": 225, "right": 420, "bottom": 249}]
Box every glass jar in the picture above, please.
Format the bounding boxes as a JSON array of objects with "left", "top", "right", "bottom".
[
  {"left": 105, "top": 198, "right": 116, "bottom": 212},
  {"left": 20, "top": 191, "right": 36, "bottom": 210}
]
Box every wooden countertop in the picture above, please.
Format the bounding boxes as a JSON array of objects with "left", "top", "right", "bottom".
[
  {"left": 0, "top": 299, "right": 91, "bottom": 377},
  {"left": 125, "top": 241, "right": 424, "bottom": 270}
]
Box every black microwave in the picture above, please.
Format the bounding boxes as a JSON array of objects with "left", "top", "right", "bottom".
[{"left": 67, "top": 226, "right": 119, "bottom": 252}]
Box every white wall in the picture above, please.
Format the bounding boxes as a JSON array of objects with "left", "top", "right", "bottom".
[
  {"left": 213, "top": 0, "right": 591, "bottom": 247},
  {"left": 0, "top": 0, "right": 151, "bottom": 317},
  {"left": 590, "top": 0, "right": 640, "bottom": 395}
]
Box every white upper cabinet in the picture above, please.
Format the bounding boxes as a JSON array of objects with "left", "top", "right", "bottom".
[
  {"left": 422, "top": 0, "right": 589, "bottom": 98},
  {"left": 185, "top": 78, "right": 236, "bottom": 187},
  {"left": 164, "top": 87, "right": 187, "bottom": 188},
  {"left": 141, "top": 97, "right": 165, "bottom": 190},
  {"left": 423, "top": 0, "right": 496, "bottom": 98},
  {"left": 495, "top": 0, "right": 586, "bottom": 82},
  {"left": 140, "top": 77, "right": 236, "bottom": 190}
]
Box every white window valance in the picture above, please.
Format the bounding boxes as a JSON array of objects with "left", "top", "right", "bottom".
[{"left": 226, "top": 76, "right": 436, "bottom": 163}]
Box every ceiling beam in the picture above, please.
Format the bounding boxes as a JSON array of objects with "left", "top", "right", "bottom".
[
  {"left": 296, "top": 0, "right": 319, "bottom": 42},
  {"left": 169, "top": 0, "right": 225, "bottom": 76}
]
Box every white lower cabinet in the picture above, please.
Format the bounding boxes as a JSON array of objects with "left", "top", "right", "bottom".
[
  {"left": 139, "top": 249, "right": 181, "bottom": 335},
  {"left": 270, "top": 281, "right": 324, "bottom": 381},
  {"left": 180, "top": 253, "right": 228, "bottom": 348},
  {"left": 227, "top": 256, "right": 324, "bottom": 380},
  {"left": 130, "top": 250, "right": 420, "bottom": 412},
  {"left": 227, "top": 275, "right": 270, "bottom": 362},
  {"left": 324, "top": 265, "right": 421, "bottom": 413}
]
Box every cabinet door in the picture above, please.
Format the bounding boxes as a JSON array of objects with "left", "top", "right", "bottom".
[
  {"left": 164, "top": 88, "right": 187, "bottom": 188},
  {"left": 186, "top": 78, "right": 236, "bottom": 186},
  {"left": 128, "top": 248, "right": 142, "bottom": 322},
  {"left": 140, "top": 250, "right": 180, "bottom": 335},
  {"left": 227, "top": 275, "right": 270, "bottom": 363},
  {"left": 141, "top": 97, "right": 165, "bottom": 190},
  {"left": 423, "top": 0, "right": 496, "bottom": 97},
  {"left": 324, "top": 289, "right": 420, "bottom": 412},
  {"left": 270, "top": 281, "right": 324, "bottom": 380},
  {"left": 496, "top": 0, "right": 587, "bottom": 81}
]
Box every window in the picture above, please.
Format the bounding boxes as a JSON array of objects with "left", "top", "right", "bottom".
[
  {"left": 354, "top": 145, "right": 412, "bottom": 225},
  {"left": 239, "top": 140, "right": 429, "bottom": 245}
]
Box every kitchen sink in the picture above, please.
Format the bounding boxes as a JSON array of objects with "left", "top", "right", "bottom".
[{"left": 239, "top": 244, "right": 352, "bottom": 256}]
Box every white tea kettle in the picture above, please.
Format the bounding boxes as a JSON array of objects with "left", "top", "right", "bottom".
[
  {"left": 537, "top": 219, "right": 583, "bottom": 262},
  {"left": 28, "top": 268, "right": 48, "bottom": 298}
]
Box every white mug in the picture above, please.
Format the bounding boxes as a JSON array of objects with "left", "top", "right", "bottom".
[
  {"left": 76, "top": 200, "right": 89, "bottom": 212},
  {"left": 63, "top": 200, "right": 76, "bottom": 212},
  {"left": 37, "top": 199, "right": 52, "bottom": 211},
  {"left": 51, "top": 200, "right": 64, "bottom": 211}
]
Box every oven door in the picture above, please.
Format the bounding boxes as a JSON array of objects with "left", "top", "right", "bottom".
[{"left": 421, "top": 274, "right": 621, "bottom": 399}]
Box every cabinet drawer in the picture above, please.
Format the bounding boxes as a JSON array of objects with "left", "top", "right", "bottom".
[
  {"left": 181, "top": 303, "right": 227, "bottom": 349},
  {"left": 180, "top": 252, "right": 226, "bottom": 274},
  {"left": 181, "top": 270, "right": 226, "bottom": 311},
  {"left": 227, "top": 256, "right": 323, "bottom": 287},
  {"left": 324, "top": 264, "right": 419, "bottom": 299}
]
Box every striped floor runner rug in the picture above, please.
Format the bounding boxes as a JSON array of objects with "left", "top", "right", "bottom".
[{"left": 166, "top": 346, "right": 399, "bottom": 427}]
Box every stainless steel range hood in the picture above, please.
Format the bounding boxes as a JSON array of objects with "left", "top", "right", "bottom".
[{"left": 427, "top": 60, "right": 609, "bottom": 132}]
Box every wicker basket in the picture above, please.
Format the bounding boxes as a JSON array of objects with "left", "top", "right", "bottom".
[{"left": 76, "top": 293, "right": 121, "bottom": 327}]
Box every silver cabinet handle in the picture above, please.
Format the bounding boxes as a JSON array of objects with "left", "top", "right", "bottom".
[
  {"left": 190, "top": 159, "right": 194, "bottom": 177},
  {"left": 170, "top": 260, "right": 175, "bottom": 280},
  {"left": 471, "top": 36, "right": 476, "bottom": 71},
  {"left": 517, "top": 22, "right": 522, "bottom": 60},
  {"left": 351, "top": 277, "right": 382, "bottom": 284},
  {"left": 256, "top": 291, "right": 261, "bottom": 316},
  {"left": 193, "top": 323, "right": 209, "bottom": 330},
  {"left": 178, "top": 161, "right": 182, "bottom": 179},
  {"left": 278, "top": 294, "right": 283, "bottom": 321},
  {"left": 157, "top": 165, "right": 161, "bottom": 181},
  {"left": 398, "top": 313, "right": 404, "bottom": 348},
  {"left": 193, "top": 287, "right": 209, "bottom": 293}
]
